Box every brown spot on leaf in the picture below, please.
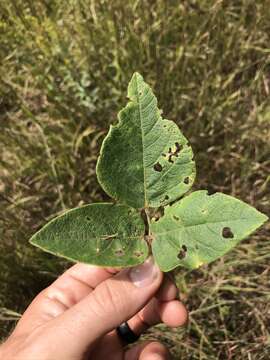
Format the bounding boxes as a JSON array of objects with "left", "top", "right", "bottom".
[
  {"left": 115, "top": 249, "right": 125, "bottom": 256},
  {"left": 183, "top": 177, "right": 190, "bottom": 184},
  {"left": 133, "top": 251, "right": 144, "bottom": 258},
  {"left": 154, "top": 162, "right": 163, "bottom": 172},
  {"left": 177, "top": 245, "right": 187, "bottom": 260},
  {"left": 173, "top": 215, "right": 179, "bottom": 221},
  {"left": 144, "top": 235, "right": 154, "bottom": 245},
  {"left": 168, "top": 155, "right": 174, "bottom": 163},
  {"left": 222, "top": 227, "right": 234, "bottom": 238},
  {"left": 153, "top": 206, "right": 164, "bottom": 221}
]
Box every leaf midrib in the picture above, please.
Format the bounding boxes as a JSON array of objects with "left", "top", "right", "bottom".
[
  {"left": 135, "top": 74, "right": 147, "bottom": 208},
  {"left": 44, "top": 232, "right": 143, "bottom": 240}
]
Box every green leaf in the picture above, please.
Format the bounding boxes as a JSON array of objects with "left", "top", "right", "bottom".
[
  {"left": 96, "top": 72, "right": 196, "bottom": 209},
  {"left": 29, "top": 73, "right": 268, "bottom": 272},
  {"left": 150, "top": 190, "right": 268, "bottom": 271},
  {"left": 30, "top": 203, "right": 149, "bottom": 267}
]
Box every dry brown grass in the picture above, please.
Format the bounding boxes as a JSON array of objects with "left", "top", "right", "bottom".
[{"left": 0, "top": 1, "right": 270, "bottom": 358}]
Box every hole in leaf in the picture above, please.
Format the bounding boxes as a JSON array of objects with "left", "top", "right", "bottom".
[
  {"left": 154, "top": 162, "right": 162, "bottom": 172},
  {"left": 152, "top": 206, "right": 164, "bottom": 221},
  {"left": 177, "top": 245, "right": 187, "bottom": 260},
  {"left": 173, "top": 215, "right": 179, "bottom": 221},
  {"left": 183, "top": 177, "right": 189, "bottom": 184},
  {"left": 86, "top": 216, "right": 91, "bottom": 221},
  {"left": 164, "top": 195, "right": 169, "bottom": 200},
  {"left": 165, "top": 143, "right": 183, "bottom": 164},
  {"left": 115, "top": 249, "right": 125, "bottom": 256},
  {"left": 168, "top": 155, "right": 174, "bottom": 163},
  {"left": 222, "top": 227, "right": 234, "bottom": 238},
  {"left": 175, "top": 142, "right": 183, "bottom": 154}
]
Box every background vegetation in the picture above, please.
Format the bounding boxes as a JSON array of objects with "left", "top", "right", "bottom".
[{"left": 0, "top": 0, "right": 269, "bottom": 358}]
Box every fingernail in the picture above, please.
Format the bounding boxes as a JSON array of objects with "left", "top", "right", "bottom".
[{"left": 129, "top": 257, "right": 160, "bottom": 288}]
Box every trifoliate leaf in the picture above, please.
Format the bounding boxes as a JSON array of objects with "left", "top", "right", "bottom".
[
  {"left": 150, "top": 191, "right": 268, "bottom": 271},
  {"left": 30, "top": 203, "right": 148, "bottom": 267},
  {"left": 96, "top": 72, "right": 195, "bottom": 209},
  {"left": 30, "top": 73, "right": 268, "bottom": 273}
]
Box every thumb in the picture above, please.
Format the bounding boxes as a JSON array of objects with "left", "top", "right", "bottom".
[{"left": 51, "top": 258, "right": 163, "bottom": 352}]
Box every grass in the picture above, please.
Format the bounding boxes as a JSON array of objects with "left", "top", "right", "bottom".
[{"left": 0, "top": 0, "right": 270, "bottom": 358}]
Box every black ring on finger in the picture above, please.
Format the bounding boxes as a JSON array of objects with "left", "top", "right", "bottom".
[{"left": 116, "top": 322, "right": 140, "bottom": 344}]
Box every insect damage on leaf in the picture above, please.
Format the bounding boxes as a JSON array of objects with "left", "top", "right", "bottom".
[
  {"left": 177, "top": 245, "right": 187, "bottom": 259},
  {"left": 154, "top": 162, "right": 163, "bottom": 172},
  {"left": 115, "top": 249, "right": 125, "bottom": 257},
  {"left": 150, "top": 190, "right": 268, "bottom": 271},
  {"left": 96, "top": 72, "right": 196, "bottom": 208},
  {"left": 161, "top": 143, "right": 182, "bottom": 164},
  {"left": 30, "top": 203, "right": 148, "bottom": 267},
  {"left": 207, "top": 188, "right": 217, "bottom": 195},
  {"left": 133, "top": 250, "right": 144, "bottom": 258},
  {"left": 150, "top": 206, "right": 165, "bottom": 222},
  {"left": 222, "top": 227, "right": 234, "bottom": 238},
  {"left": 30, "top": 72, "right": 268, "bottom": 273}
]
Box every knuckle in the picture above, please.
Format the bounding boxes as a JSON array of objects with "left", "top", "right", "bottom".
[
  {"left": 146, "top": 341, "right": 170, "bottom": 357},
  {"left": 90, "top": 279, "right": 129, "bottom": 320}
]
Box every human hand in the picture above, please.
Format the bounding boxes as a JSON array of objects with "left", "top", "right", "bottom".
[{"left": 0, "top": 258, "right": 188, "bottom": 359}]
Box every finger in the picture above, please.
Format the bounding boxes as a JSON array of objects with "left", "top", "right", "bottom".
[
  {"left": 158, "top": 299, "right": 188, "bottom": 327},
  {"left": 127, "top": 297, "right": 188, "bottom": 335},
  {"left": 14, "top": 263, "right": 117, "bottom": 335},
  {"left": 125, "top": 341, "right": 171, "bottom": 360},
  {"left": 126, "top": 275, "right": 184, "bottom": 336},
  {"left": 45, "top": 258, "right": 163, "bottom": 356},
  {"left": 89, "top": 275, "right": 181, "bottom": 352},
  {"left": 155, "top": 274, "right": 179, "bottom": 301}
]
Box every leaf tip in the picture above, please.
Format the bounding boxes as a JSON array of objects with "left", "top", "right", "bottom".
[
  {"left": 128, "top": 72, "right": 145, "bottom": 99},
  {"left": 131, "top": 71, "right": 144, "bottom": 81}
]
